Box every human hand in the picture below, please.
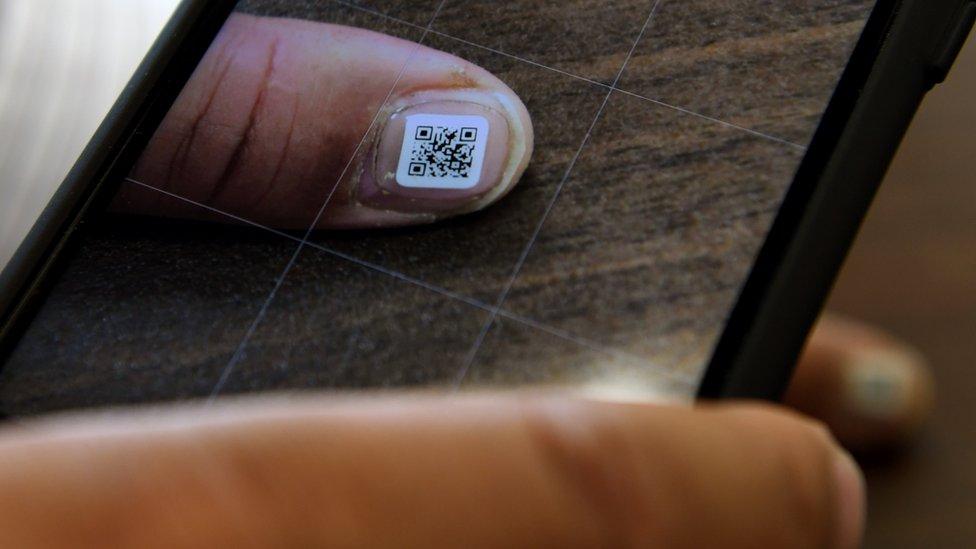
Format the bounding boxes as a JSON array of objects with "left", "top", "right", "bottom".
[{"left": 0, "top": 315, "right": 932, "bottom": 548}]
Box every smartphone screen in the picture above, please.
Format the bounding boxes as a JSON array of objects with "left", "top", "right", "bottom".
[{"left": 0, "top": 0, "right": 878, "bottom": 414}]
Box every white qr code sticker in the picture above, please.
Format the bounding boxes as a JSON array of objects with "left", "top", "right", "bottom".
[{"left": 396, "top": 114, "right": 490, "bottom": 189}]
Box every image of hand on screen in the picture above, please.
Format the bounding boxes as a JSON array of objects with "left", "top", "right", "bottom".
[{"left": 117, "top": 13, "right": 534, "bottom": 230}]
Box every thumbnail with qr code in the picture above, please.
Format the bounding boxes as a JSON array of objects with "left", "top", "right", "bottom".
[{"left": 396, "top": 114, "right": 490, "bottom": 189}]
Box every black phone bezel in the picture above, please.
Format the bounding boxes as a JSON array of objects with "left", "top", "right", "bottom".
[
  {"left": 0, "top": 0, "right": 240, "bottom": 362},
  {"left": 699, "top": 0, "right": 974, "bottom": 399},
  {"left": 0, "top": 0, "right": 971, "bottom": 404}
]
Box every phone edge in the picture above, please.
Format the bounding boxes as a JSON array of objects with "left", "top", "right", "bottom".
[
  {"left": 699, "top": 0, "right": 975, "bottom": 399},
  {"left": 0, "top": 0, "right": 240, "bottom": 360}
]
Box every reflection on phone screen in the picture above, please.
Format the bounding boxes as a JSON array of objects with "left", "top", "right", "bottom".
[{"left": 0, "top": 0, "right": 876, "bottom": 414}]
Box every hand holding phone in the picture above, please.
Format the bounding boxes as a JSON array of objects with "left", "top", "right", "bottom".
[
  {"left": 0, "top": 0, "right": 969, "bottom": 545},
  {"left": 0, "top": 370, "right": 870, "bottom": 549}
]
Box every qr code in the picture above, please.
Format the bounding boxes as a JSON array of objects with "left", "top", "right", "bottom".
[
  {"left": 396, "top": 114, "right": 489, "bottom": 190},
  {"left": 407, "top": 125, "right": 478, "bottom": 178}
]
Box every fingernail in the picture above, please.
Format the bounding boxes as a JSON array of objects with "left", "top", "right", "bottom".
[
  {"left": 356, "top": 89, "right": 528, "bottom": 216},
  {"left": 831, "top": 447, "right": 866, "bottom": 549},
  {"left": 841, "top": 348, "right": 932, "bottom": 422}
]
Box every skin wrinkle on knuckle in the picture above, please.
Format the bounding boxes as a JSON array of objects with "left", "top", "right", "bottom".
[
  {"left": 677, "top": 405, "right": 840, "bottom": 547},
  {"left": 162, "top": 24, "right": 287, "bottom": 211},
  {"left": 248, "top": 95, "right": 299, "bottom": 212},
  {"left": 163, "top": 35, "right": 238, "bottom": 195},
  {"left": 126, "top": 442, "right": 238, "bottom": 542},
  {"left": 195, "top": 436, "right": 297, "bottom": 545},
  {"left": 199, "top": 428, "right": 379, "bottom": 547},
  {"left": 746, "top": 411, "right": 838, "bottom": 548},
  {"left": 788, "top": 423, "right": 840, "bottom": 549},
  {"left": 518, "top": 402, "right": 658, "bottom": 547},
  {"left": 119, "top": 433, "right": 304, "bottom": 547},
  {"left": 205, "top": 37, "right": 283, "bottom": 208}
]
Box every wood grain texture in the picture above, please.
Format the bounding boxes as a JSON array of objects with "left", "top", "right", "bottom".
[
  {"left": 479, "top": 90, "right": 802, "bottom": 382},
  {"left": 618, "top": 0, "right": 874, "bottom": 145},
  {"left": 1, "top": 0, "right": 873, "bottom": 413},
  {"left": 433, "top": 0, "right": 658, "bottom": 84},
  {"left": 0, "top": 192, "right": 296, "bottom": 413},
  {"left": 221, "top": 245, "right": 490, "bottom": 395}
]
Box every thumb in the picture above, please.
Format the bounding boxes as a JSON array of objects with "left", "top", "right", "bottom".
[
  {"left": 116, "top": 13, "right": 534, "bottom": 230},
  {"left": 785, "top": 314, "right": 934, "bottom": 453},
  {"left": 0, "top": 394, "right": 863, "bottom": 548}
]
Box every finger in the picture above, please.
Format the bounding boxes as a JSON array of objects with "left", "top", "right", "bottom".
[
  {"left": 785, "top": 313, "right": 934, "bottom": 453},
  {"left": 116, "top": 13, "right": 534, "bottom": 229},
  {"left": 0, "top": 395, "right": 862, "bottom": 548}
]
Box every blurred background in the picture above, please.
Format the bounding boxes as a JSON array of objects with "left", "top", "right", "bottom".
[
  {"left": 0, "top": 1, "right": 973, "bottom": 546},
  {"left": 827, "top": 25, "right": 976, "bottom": 547}
]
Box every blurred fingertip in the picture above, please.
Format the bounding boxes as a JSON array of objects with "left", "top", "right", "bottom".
[
  {"left": 789, "top": 316, "right": 936, "bottom": 454},
  {"left": 831, "top": 447, "right": 866, "bottom": 549},
  {"left": 838, "top": 344, "right": 935, "bottom": 452}
]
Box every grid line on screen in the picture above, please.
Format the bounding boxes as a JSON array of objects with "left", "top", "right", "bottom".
[
  {"left": 451, "top": 0, "right": 666, "bottom": 390},
  {"left": 206, "top": 1, "right": 452, "bottom": 401},
  {"left": 330, "top": 0, "right": 806, "bottom": 150},
  {"left": 123, "top": 177, "right": 698, "bottom": 388}
]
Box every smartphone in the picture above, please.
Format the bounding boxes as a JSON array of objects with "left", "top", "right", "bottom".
[{"left": 0, "top": 0, "right": 972, "bottom": 415}]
